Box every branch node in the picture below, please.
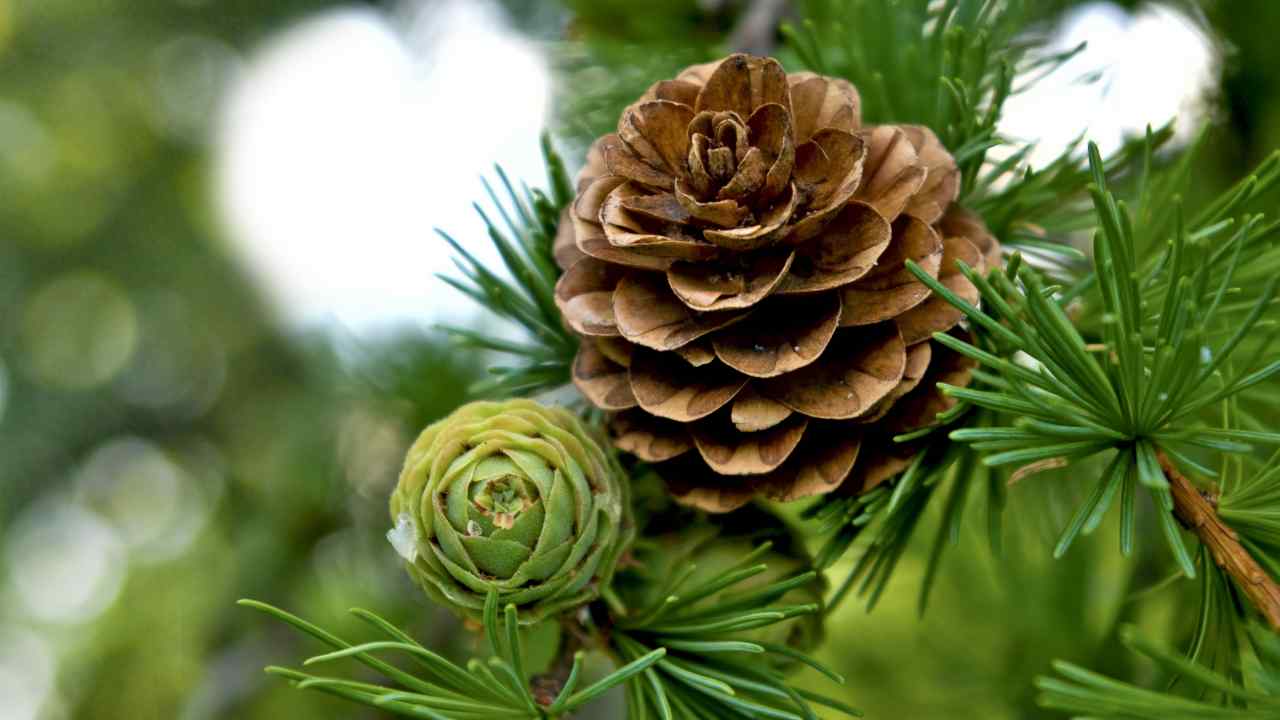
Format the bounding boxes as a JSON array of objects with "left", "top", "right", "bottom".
[{"left": 1158, "top": 449, "right": 1280, "bottom": 631}]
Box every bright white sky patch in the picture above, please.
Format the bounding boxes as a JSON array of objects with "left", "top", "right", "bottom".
[
  {"left": 1001, "top": 2, "right": 1218, "bottom": 165},
  {"left": 215, "top": 0, "right": 549, "bottom": 333}
]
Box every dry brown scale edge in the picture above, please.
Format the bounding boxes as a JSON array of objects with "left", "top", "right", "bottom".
[{"left": 552, "top": 53, "right": 1002, "bottom": 512}]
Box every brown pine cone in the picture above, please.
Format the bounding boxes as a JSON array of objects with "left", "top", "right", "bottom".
[{"left": 554, "top": 54, "right": 998, "bottom": 512}]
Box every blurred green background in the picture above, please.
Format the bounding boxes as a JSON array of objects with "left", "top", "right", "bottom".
[{"left": 1, "top": 1, "right": 1277, "bottom": 718}]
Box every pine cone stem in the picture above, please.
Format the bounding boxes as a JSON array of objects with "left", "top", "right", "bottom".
[
  {"left": 531, "top": 622, "right": 587, "bottom": 709},
  {"left": 1159, "top": 450, "right": 1280, "bottom": 631}
]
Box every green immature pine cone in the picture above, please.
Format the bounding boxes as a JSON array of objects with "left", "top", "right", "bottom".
[{"left": 389, "top": 399, "right": 635, "bottom": 623}]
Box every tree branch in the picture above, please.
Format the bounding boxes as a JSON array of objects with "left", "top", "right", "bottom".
[
  {"left": 531, "top": 620, "right": 587, "bottom": 708},
  {"left": 728, "top": 0, "right": 790, "bottom": 56},
  {"left": 1159, "top": 450, "right": 1280, "bottom": 631}
]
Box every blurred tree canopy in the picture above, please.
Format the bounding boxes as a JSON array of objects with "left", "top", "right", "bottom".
[{"left": 0, "top": 2, "right": 478, "bottom": 718}]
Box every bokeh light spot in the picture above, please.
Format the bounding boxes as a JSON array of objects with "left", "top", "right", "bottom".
[
  {"left": 151, "top": 35, "right": 240, "bottom": 142},
  {"left": 20, "top": 271, "right": 139, "bottom": 390},
  {"left": 0, "top": 625, "right": 56, "bottom": 720},
  {"left": 74, "top": 437, "right": 200, "bottom": 562},
  {"left": 7, "top": 499, "right": 127, "bottom": 624},
  {"left": 0, "top": 101, "right": 56, "bottom": 187},
  {"left": 74, "top": 436, "right": 220, "bottom": 564}
]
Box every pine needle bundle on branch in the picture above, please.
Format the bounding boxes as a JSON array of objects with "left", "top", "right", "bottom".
[{"left": 241, "top": 1, "right": 1280, "bottom": 717}]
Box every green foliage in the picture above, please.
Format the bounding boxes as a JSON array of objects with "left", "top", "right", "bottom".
[
  {"left": 969, "top": 127, "right": 1173, "bottom": 269},
  {"left": 1221, "top": 455, "right": 1280, "bottom": 582},
  {"left": 1083, "top": 127, "right": 1280, "bottom": 335},
  {"left": 243, "top": 530, "right": 856, "bottom": 720},
  {"left": 551, "top": 1, "right": 729, "bottom": 148},
  {"left": 785, "top": 0, "right": 1029, "bottom": 186},
  {"left": 240, "top": 592, "right": 661, "bottom": 719},
  {"left": 606, "top": 544, "right": 857, "bottom": 719},
  {"left": 1037, "top": 624, "right": 1280, "bottom": 718},
  {"left": 808, "top": 423, "right": 1003, "bottom": 617},
  {"left": 607, "top": 508, "right": 852, "bottom": 720},
  {"left": 783, "top": 0, "right": 1172, "bottom": 269},
  {"left": 905, "top": 138, "right": 1280, "bottom": 576},
  {"left": 437, "top": 134, "right": 579, "bottom": 398}
]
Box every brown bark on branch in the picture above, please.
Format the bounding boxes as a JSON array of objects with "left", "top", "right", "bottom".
[
  {"left": 1159, "top": 450, "right": 1280, "bottom": 631},
  {"left": 531, "top": 621, "right": 586, "bottom": 708}
]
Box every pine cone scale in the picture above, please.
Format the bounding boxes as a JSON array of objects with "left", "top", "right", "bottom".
[
  {"left": 730, "top": 386, "right": 794, "bottom": 431},
  {"left": 613, "top": 409, "right": 692, "bottom": 462},
  {"left": 675, "top": 180, "right": 750, "bottom": 226},
  {"left": 787, "top": 72, "right": 861, "bottom": 141},
  {"left": 692, "top": 412, "right": 808, "bottom": 475},
  {"left": 572, "top": 342, "right": 636, "bottom": 411},
  {"left": 774, "top": 201, "right": 890, "bottom": 294},
  {"left": 709, "top": 292, "right": 841, "bottom": 378},
  {"left": 837, "top": 216, "right": 943, "bottom": 327},
  {"left": 612, "top": 273, "right": 748, "bottom": 350},
  {"left": 629, "top": 348, "right": 748, "bottom": 421},
  {"left": 759, "top": 423, "right": 864, "bottom": 502},
  {"left": 619, "top": 100, "right": 695, "bottom": 177},
  {"left": 555, "top": 257, "right": 624, "bottom": 337},
  {"left": 667, "top": 248, "right": 794, "bottom": 310},
  {"left": 792, "top": 128, "right": 865, "bottom": 217},
  {"left": 757, "top": 323, "right": 906, "bottom": 420},
  {"left": 694, "top": 54, "right": 791, "bottom": 119},
  {"left": 895, "top": 233, "right": 983, "bottom": 345}
]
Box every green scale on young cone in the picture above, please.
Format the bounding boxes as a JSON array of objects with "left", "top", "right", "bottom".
[{"left": 390, "top": 399, "right": 635, "bottom": 622}]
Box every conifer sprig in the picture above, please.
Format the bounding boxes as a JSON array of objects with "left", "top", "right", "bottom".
[
  {"left": 969, "top": 125, "right": 1174, "bottom": 267},
  {"left": 784, "top": 0, "right": 1034, "bottom": 188},
  {"left": 1037, "top": 624, "right": 1280, "bottom": 718},
  {"left": 610, "top": 539, "right": 861, "bottom": 720},
  {"left": 783, "top": 0, "right": 1171, "bottom": 270},
  {"left": 806, "top": 423, "right": 1003, "bottom": 617},
  {"left": 905, "top": 138, "right": 1280, "bottom": 614},
  {"left": 242, "top": 538, "right": 857, "bottom": 720},
  {"left": 238, "top": 593, "right": 664, "bottom": 719},
  {"left": 436, "top": 134, "right": 578, "bottom": 399}
]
